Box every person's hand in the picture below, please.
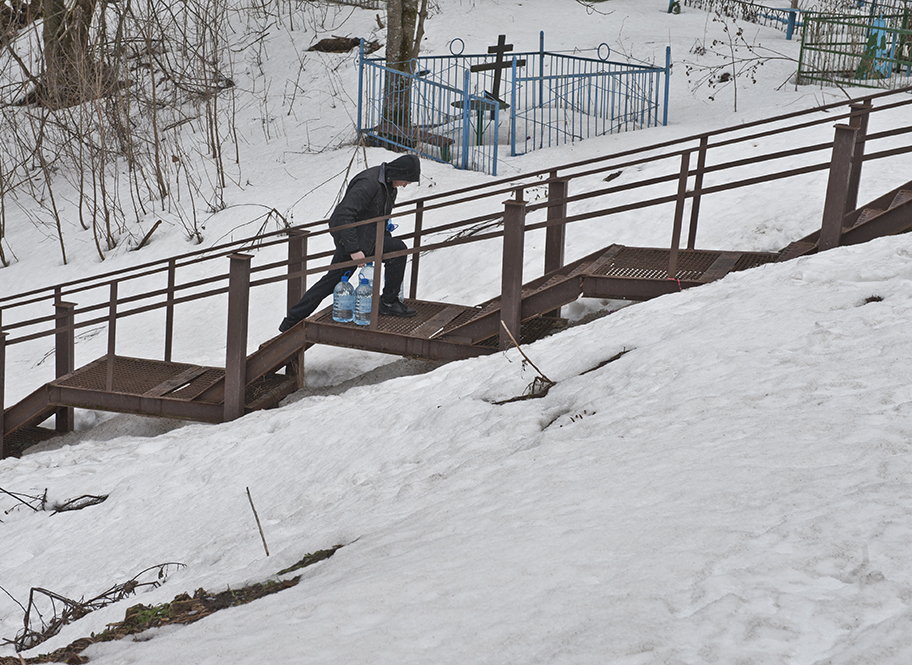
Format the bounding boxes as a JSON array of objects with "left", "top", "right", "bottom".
[{"left": 350, "top": 250, "right": 366, "bottom": 267}]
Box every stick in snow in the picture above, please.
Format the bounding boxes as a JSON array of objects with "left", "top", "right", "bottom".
[{"left": 246, "top": 487, "right": 270, "bottom": 557}]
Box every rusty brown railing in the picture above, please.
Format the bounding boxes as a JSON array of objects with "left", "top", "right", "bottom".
[{"left": 3, "top": 85, "right": 912, "bottom": 454}]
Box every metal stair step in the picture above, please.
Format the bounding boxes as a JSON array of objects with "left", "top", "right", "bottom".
[
  {"left": 891, "top": 190, "right": 912, "bottom": 209},
  {"left": 850, "top": 207, "right": 885, "bottom": 229}
]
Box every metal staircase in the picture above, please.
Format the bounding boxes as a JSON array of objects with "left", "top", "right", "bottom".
[{"left": 3, "top": 87, "right": 912, "bottom": 458}]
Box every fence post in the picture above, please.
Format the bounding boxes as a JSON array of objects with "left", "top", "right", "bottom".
[
  {"left": 224, "top": 253, "right": 252, "bottom": 422},
  {"left": 687, "top": 136, "right": 709, "bottom": 250},
  {"left": 461, "top": 70, "right": 471, "bottom": 170},
  {"left": 668, "top": 150, "right": 691, "bottom": 278},
  {"left": 1, "top": 328, "right": 6, "bottom": 458},
  {"left": 539, "top": 30, "right": 545, "bottom": 108},
  {"left": 663, "top": 47, "right": 671, "bottom": 127},
  {"left": 358, "top": 39, "right": 365, "bottom": 136},
  {"left": 106, "top": 283, "right": 117, "bottom": 392},
  {"left": 409, "top": 201, "right": 424, "bottom": 300},
  {"left": 511, "top": 56, "right": 518, "bottom": 157},
  {"left": 55, "top": 300, "right": 75, "bottom": 433},
  {"left": 819, "top": 124, "right": 858, "bottom": 252},
  {"left": 165, "top": 259, "right": 176, "bottom": 362},
  {"left": 500, "top": 196, "right": 526, "bottom": 351},
  {"left": 786, "top": 1, "right": 798, "bottom": 40},
  {"left": 845, "top": 99, "right": 871, "bottom": 214},
  {"left": 286, "top": 229, "right": 309, "bottom": 312}
]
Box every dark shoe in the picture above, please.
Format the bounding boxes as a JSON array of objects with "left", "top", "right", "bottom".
[
  {"left": 278, "top": 318, "right": 293, "bottom": 333},
  {"left": 379, "top": 299, "right": 417, "bottom": 318}
]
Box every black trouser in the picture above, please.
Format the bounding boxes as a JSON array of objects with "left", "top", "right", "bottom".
[{"left": 280, "top": 235, "right": 408, "bottom": 330}]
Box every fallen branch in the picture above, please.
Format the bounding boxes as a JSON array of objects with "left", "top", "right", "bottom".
[
  {"left": 50, "top": 494, "right": 108, "bottom": 515},
  {"left": 0, "top": 487, "right": 46, "bottom": 513},
  {"left": 494, "top": 320, "right": 556, "bottom": 404},
  {"left": 10, "top": 563, "right": 185, "bottom": 652},
  {"left": 132, "top": 219, "right": 162, "bottom": 251}
]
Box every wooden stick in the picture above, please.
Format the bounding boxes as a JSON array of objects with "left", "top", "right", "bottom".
[
  {"left": 246, "top": 487, "right": 270, "bottom": 557},
  {"left": 134, "top": 219, "right": 162, "bottom": 251},
  {"left": 500, "top": 319, "right": 553, "bottom": 384}
]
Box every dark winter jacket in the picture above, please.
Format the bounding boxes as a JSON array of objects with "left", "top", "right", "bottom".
[{"left": 328, "top": 155, "right": 420, "bottom": 255}]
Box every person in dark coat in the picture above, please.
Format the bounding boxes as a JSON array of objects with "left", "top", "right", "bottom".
[{"left": 279, "top": 154, "right": 420, "bottom": 332}]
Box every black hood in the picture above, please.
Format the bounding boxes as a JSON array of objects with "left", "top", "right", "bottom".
[{"left": 384, "top": 154, "right": 421, "bottom": 183}]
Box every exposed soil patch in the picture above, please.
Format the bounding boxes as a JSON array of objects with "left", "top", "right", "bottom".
[
  {"left": 2, "top": 546, "right": 342, "bottom": 664},
  {"left": 1, "top": 579, "right": 299, "bottom": 665}
]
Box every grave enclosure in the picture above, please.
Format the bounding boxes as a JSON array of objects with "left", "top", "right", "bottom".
[{"left": 358, "top": 33, "right": 671, "bottom": 175}]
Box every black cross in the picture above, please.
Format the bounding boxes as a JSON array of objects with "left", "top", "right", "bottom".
[{"left": 470, "top": 34, "right": 526, "bottom": 114}]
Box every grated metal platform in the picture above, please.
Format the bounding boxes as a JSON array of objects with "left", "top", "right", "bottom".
[
  {"left": 590, "top": 247, "right": 780, "bottom": 281},
  {"left": 53, "top": 356, "right": 223, "bottom": 398}
]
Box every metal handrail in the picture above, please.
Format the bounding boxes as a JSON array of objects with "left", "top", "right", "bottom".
[{"left": 2, "top": 88, "right": 911, "bottom": 350}]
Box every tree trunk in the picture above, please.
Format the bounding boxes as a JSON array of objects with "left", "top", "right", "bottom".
[
  {"left": 42, "top": 0, "right": 98, "bottom": 108},
  {"left": 382, "top": 0, "right": 428, "bottom": 139}
]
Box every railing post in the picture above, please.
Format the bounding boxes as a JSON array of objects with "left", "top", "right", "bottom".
[
  {"left": 544, "top": 174, "right": 569, "bottom": 275},
  {"left": 668, "top": 150, "right": 691, "bottom": 278},
  {"left": 224, "top": 253, "right": 252, "bottom": 422},
  {"left": 687, "top": 137, "right": 708, "bottom": 250},
  {"left": 819, "top": 124, "right": 858, "bottom": 252},
  {"left": 286, "top": 229, "right": 309, "bottom": 313},
  {"left": 106, "top": 283, "right": 117, "bottom": 392},
  {"left": 845, "top": 99, "right": 871, "bottom": 214},
  {"left": 1, "top": 328, "right": 6, "bottom": 459},
  {"left": 500, "top": 197, "right": 526, "bottom": 351},
  {"left": 165, "top": 259, "right": 176, "bottom": 362},
  {"left": 409, "top": 201, "right": 424, "bottom": 300},
  {"left": 55, "top": 300, "right": 75, "bottom": 433},
  {"left": 369, "top": 218, "right": 386, "bottom": 329}
]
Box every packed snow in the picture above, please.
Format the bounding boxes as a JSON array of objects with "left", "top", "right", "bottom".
[{"left": 2, "top": 1, "right": 912, "bottom": 663}]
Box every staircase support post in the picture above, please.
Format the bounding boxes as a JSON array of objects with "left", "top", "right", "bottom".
[
  {"left": 409, "top": 200, "right": 424, "bottom": 300},
  {"left": 165, "top": 259, "right": 176, "bottom": 362},
  {"left": 544, "top": 174, "right": 569, "bottom": 318},
  {"left": 500, "top": 197, "right": 526, "bottom": 351},
  {"left": 106, "top": 283, "right": 117, "bottom": 392},
  {"left": 687, "top": 137, "right": 708, "bottom": 250},
  {"left": 820, "top": 124, "right": 858, "bottom": 252},
  {"left": 55, "top": 300, "right": 75, "bottom": 433},
  {"left": 668, "top": 150, "right": 691, "bottom": 278},
  {"left": 225, "top": 253, "right": 253, "bottom": 422},
  {"left": 845, "top": 99, "right": 871, "bottom": 214},
  {"left": 1, "top": 330, "right": 6, "bottom": 458},
  {"left": 369, "top": 218, "right": 386, "bottom": 329},
  {"left": 544, "top": 174, "right": 568, "bottom": 275},
  {"left": 286, "top": 229, "right": 309, "bottom": 313}
]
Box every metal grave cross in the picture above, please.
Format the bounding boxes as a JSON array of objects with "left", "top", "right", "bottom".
[{"left": 470, "top": 34, "right": 526, "bottom": 116}]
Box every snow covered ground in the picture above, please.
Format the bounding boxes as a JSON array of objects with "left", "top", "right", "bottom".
[{"left": 2, "top": 1, "right": 912, "bottom": 663}]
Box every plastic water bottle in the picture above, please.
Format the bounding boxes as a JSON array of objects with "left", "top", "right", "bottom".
[
  {"left": 354, "top": 274, "right": 372, "bottom": 326},
  {"left": 360, "top": 262, "right": 374, "bottom": 286},
  {"left": 332, "top": 271, "right": 354, "bottom": 323}
]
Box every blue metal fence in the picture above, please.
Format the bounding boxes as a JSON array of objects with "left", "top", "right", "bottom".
[
  {"left": 509, "top": 43, "right": 671, "bottom": 156},
  {"left": 358, "top": 33, "right": 670, "bottom": 175}
]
